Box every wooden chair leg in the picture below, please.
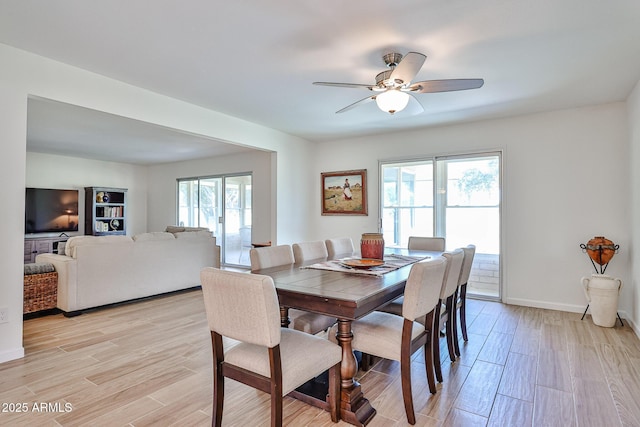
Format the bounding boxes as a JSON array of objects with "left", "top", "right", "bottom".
[
  {"left": 460, "top": 283, "right": 469, "bottom": 341},
  {"left": 445, "top": 295, "right": 456, "bottom": 363},
  {"left": 433, "top": 300, "right": 443, "bottom": 383},
  {"left": 423, "top": 310, "right": 436, "bottom": 394},
  {"left": 400, "top": 342, "right": 416, "bottom": 424},
  {"left": 453, "top": 289, "right": 461, "bottom": 358},
  {"left": 269, "top": 346, "right": 283, "bottom": 427},
  {"left": 327, "top": 363, "right": 340, "bottom": 422},
  {"left": 212, "top": 364, "right": 224, "bottom": 427},
  {"left": 271, "top": 392, "right": 283, "bottom": 427},
  {"left": 211, "top": 332, "right": 224, "bottom": 427},
  {"left": 361, "top": 352, "right": 373, "bottom": 371}
]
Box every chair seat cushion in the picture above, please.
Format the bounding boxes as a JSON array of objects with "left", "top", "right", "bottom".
[
  {"left": 225, "top": 328, "right": 341, "bottom": 395},
  {"left": 377, "top": 296, "right": 404, "bottom": 316},
  {"left": 289, "top": 309, "right": 336, "bottom": 335},
  {"left": 330, "top": 311, "right": 425, "bottom": 361}
]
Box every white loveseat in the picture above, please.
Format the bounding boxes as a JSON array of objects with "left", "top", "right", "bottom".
[{"left": 36, "top": 230, "right": 220, "bottom": 315}]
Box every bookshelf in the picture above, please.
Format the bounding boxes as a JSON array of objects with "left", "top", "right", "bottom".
[{"left": 84, "top": 187, "right": 127, "bottom": 236}]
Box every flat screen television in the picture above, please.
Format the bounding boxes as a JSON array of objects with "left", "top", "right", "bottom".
[{"left": 25, "top": 188, "right": 79, "bottom": 234}]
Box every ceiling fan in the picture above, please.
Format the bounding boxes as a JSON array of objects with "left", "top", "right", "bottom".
[{"left": 313, "top": 51, "right": 484, "bottom": 115}]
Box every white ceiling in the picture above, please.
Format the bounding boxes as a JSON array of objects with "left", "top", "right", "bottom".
[
  {"left": 26, "top": 97, "right": 256, "bottom": 165},
  {"left": 2, "top": 1, "right": 640, "bottom": 164}
]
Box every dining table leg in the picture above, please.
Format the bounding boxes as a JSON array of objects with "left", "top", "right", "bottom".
[
  {"left": 279, "top": 306, "right": 290, "bottom": 328},
  {"left": 335, "top": 318, "right": 376, "bottom": 426}
]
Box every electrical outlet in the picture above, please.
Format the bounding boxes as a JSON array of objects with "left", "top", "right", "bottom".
[{"left": 0, "top": 307, "right": 8, "bottom": 323}]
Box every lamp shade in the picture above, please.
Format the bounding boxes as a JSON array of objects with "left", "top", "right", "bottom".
[{"left": 375, "top": 90, "right": 410, "bottom": 114}]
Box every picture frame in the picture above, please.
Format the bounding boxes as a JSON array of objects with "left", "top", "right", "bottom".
[{"left": 321, "top": 169, "right": 367, "bottom": 215}]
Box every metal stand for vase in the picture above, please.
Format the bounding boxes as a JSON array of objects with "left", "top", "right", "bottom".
[{"left": 579, "top": 243, "right": 623, "bottom": 326}]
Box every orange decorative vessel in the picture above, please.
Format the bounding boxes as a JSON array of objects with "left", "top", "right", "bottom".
[
  {"left": 584, "top": 236, "right": 617, "bottom": 266},
  {"left": 360, "top": 233, "right": 384, "bottom": 260}
]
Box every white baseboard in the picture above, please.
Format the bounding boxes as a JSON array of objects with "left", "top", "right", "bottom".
[
  {"left": 505, "top": 297, "right": 586, "bottom": 313},
  {"left": 0, "top": 347, "right": 24, "bottom": 364},
  {"left": 505, "top": 297, "right": 639, "bottom": 339}
]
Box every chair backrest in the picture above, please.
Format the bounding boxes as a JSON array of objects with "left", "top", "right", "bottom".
[
  {"left": 408, "top": 236, "right": 446, "bottom": 251},
  {"left": 250, "top": 244, "right": 294, "bottom": 271},
  {"left": 440, "top": 248, "right": 464, "bottom": 299},
  {"left": 402, "top": 256, "right": 448, "bottom": 321},
  {"left": 292, "top": 240, "right": 328, "bottom": 263},
  {"left": 200, "top": 267, "right": 281, "bottom": 348},
  {"left": 459, "top": 245, "right": 476, "bottom": 286},
  {"left": 325, "top": 237, "right": 355, "bottom": 259}
]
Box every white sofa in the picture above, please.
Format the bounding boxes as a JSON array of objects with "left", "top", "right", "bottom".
[{"left": 36, "top": 230, "right": 220, "bottom": 315}]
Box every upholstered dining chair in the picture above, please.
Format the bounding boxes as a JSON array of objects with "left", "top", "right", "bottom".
[
  {"left": 433, "top": 248, "right": 464, "bottom": 383},
  {"left": 379, "top": 236, "right": 446, "bottom": 316},
  {"left": 408, "top": 236, "right": 446, "bottom": 251},
  {"left": 250, "top": 244, "right": 296, "bottom": 272},
  {"left": 200, "top": 268, "right": 341, "bottom": 427},
  {"left": 250, "top": 245, "right": 336, "bottom": 335},
  {"left": 292, "top": 240, "right": 329, "bottom": 263},
  {"left": 453, "top": 244, "right": 476, "bottom": 357},
  {"left": 325, "top": 237, "right": 355, "bottom": 259},
  {"left": 329, "top": 256, "right": 448, "bottom": 425}
]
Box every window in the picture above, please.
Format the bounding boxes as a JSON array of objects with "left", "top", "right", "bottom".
[{"left": 381, "top": 153, "right": 501, "bottom": 299}]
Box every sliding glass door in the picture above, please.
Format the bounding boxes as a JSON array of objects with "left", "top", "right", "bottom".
[
  {"left": 381, "top": 153, "right": 501, "bottom": 300},
  {"left": 222, "top": 175, "right": 252, "bottom": 266},
  {"left": 177, "top": 173, "right": 252, "bottom": 267},
  {"left": 382, "top": 162, "right": 434, "bottom": 247}
]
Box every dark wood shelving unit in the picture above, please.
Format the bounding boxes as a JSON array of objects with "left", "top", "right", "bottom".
[{"left": 85, "top": 187, "right": 127, "bottom": 236}]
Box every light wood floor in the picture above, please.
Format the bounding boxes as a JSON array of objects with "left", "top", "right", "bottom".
[{"left": 2, "top": 290, "right": 640, "bottom": 426}]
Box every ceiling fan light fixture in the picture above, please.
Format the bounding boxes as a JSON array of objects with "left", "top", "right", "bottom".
[{"left": 375, "top": 89, "right": 409, "bottom": 114}]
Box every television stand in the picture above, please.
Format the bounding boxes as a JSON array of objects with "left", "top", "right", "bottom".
[{"left": 24, "top": 236, "right": 69, "bottom": 263}]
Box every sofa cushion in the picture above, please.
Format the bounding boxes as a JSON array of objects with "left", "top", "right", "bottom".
[
  {"left": 133, "top": 232, "right": 176, "bottom": 242},
  {"left": 174, "top": 230, "right": 212, "bottom": 239},
  {"left": 65, "top": 235, "right": 134, "bottom": 258},
  {"left": 166, "top": 225, "right": 210, "bottom": 233}
]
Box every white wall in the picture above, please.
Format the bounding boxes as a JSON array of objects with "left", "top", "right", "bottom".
[
  {"left": 146, "top": 150, "right": 274, "bottom": 244},
  {"left": 1, "top": 38, "right": 637, "bottom": 363},
  {"left": 628, "top": 79, "right": 640, "bottom": 334},
  {"left": 0, "top": 43, "right": 314, "bottom": 363},
  {"left": 0, "top": 87, "right": 28, "bottom": 363},
  {"left": 26, "top": 153, "right": 149, "bottom": 236},
  {"left": 311, "top": 103, "right": 632, "bottom": 320}
]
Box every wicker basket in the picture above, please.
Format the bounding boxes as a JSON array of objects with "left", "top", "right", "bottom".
[{"left": 23, "top": 271, "right": 58, "bottom": 314}]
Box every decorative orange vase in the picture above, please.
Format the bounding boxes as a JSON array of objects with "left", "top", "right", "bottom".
[
  {"left": 585, "top": 236, "right": 617, "bottom": 266},
  {"left": 361, "top": 233, "right": 384, "bottom": 260}
]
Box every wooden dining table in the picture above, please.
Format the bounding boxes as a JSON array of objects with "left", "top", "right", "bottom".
[{"left": 253, "top": 248, "right": 439, "bottom": 426}]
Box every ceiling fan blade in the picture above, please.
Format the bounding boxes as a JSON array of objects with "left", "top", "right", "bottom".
[
  {"left": 389, "top": 52, "right": 426, "bottom": 85},
  {"left": 336, "top": 95, "right": 375, "bottom": 114},
  {"left": 313, "top": 82, "right": 374, "bottom": 90},
  {"left": 408, "top": 78, "right": 484, "bottom": 93}
]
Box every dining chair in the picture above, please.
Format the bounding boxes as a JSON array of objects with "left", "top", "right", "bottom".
[
  {"left": 250, "top": 244, "right": 296, "bottom": 272},
  {"left": 250, "top": 245, "right": 336, "bottom": 335},
  {"left": 328, "top": 256, "right": 448, "bottom": 425},
  {"left": 292, "top": 240, "right": 329, "bottom": 263},
  {"left": 200, "top": 268, "right": 341, "bottom": 427},
  {"left": 408, "top": 236, "right": 446, "bottom": 251},
  {"left": 454, "top": 244, "right": 476, "bottom": 356},
  {"left": 433, "top": 248, "right": 464, "bottom": 383},
  {"left": 325, "top": 237, "right": 355, "bottom": 259},
  {"left": 378, "top": 236, "right": 446, "bottom": 316}
]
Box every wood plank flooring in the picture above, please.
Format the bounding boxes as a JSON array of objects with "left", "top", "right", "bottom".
[{"left": 1, "top": 290, "right": 640, "bottom": 426}]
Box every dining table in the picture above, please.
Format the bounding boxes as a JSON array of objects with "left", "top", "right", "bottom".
[{"left": 252, "top": 248, "right": 441, "bottom": 426}]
